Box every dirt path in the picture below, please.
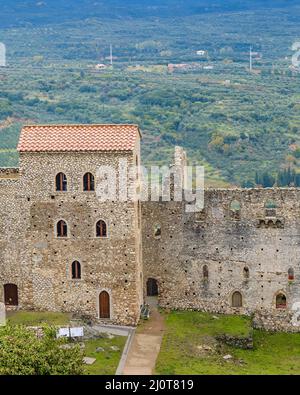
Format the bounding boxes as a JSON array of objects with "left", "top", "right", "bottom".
[{"left": 122, "top": 297, "right": 165, "bottom": 375}]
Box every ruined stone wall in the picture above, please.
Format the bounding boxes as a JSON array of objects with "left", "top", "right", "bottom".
[
  {"left": 0, "top": 148, "right": 143, "bottom": 326},
  {"left": 0, "top": 168, "right": 19, "bottom": 179},
  {"left": 142, "top": 188, "right": 300, "bottom": 332},
  {"left": 2, "top": 140, "right": 300, "bottom": 331}
]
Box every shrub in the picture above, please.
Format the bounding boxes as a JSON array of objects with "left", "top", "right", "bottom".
[{"left": 0, "top": 325, "right": 84, "bottom": 375}]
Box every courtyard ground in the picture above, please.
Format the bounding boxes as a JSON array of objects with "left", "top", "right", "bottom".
[
  {"left": 122, "top": 297, "right": 165, "bottom": 375},
  {"left": 83, "top": 337, "right": 127, "bottom": 375},
  {"left": 155, "top": 310, "right": 300, "bottom": 375},
  {"left": 7, "top": 310, "right": 71, "bottom": 326}
]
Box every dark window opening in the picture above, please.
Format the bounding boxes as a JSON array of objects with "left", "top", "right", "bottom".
[
  {"left": 154, "top": 224, "right": 161, "bottom": 238},
  {"left": 83, "top": 172, "right": 95, "bottom": 191},
  {"left": 57, "top": 220, "right": 68, "bottom": 238},
  {"left": 147, "top": 278, "right": 158, "bottom": 296},
  {"left": 56, "top": 173, "right": 67, "bottom": 192},
  {"left": 243, "top": 267, "right": 250, "bottom": 279},
  {"left": 72, "top": 261, "right": 81, "bottom": 279},
  {"left": 276, "top": 293, "right": 287, "bottom": 309},
  {"left": 96, "top": 220, "right": 107, "bottom": 238},
  {"left": 203, "top": 265, "right": 209, "bottom": 280}
]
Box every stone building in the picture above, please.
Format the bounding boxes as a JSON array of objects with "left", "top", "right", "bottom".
[
  {"left": 0, "top": 124, "right": 300, "bottom": 331},
  {"left": 0, "top": 124, "right": 143, "bottom": 326}
]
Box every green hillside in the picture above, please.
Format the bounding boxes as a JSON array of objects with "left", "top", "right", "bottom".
[{"left": 1, "top": 1, "right": 300, "bottom": 186}]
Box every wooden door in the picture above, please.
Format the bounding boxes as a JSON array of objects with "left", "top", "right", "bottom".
[
  {"left": 232, "top": 291, "right": 242, "bottom": 308},
  {"left": 147, "top": 278, "right": 158, "bottom": 296},
  {"left": 4, "top": 284, "right": 18, "bottom": 306},
  {"left": 99, "top": 291, "right": 110, "bottom": 318}
]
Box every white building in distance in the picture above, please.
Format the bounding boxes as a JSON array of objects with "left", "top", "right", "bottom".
[{"left": 0, "top": 43, "right": 6, "bottom": 67}]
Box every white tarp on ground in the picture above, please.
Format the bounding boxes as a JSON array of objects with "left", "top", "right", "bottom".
[
  {"left": 57, "top": 327, "right": 84, "bottom": 338},
  {"left": 70, "top": 327, "right": 84, "bottom": 337}
]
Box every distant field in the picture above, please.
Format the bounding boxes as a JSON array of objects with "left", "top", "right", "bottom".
[
  {"left": 156, "top": 311, "right": 300, "bottom": 375},
  {"left": 1, "top": 1, "right": 300, "bottom": 185}
]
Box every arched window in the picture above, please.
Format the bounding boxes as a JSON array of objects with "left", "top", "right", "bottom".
[
  {"left": 232, "top": 291, "right": 242, "bottom": 308},
  {"left": 56, "top": 220, "right": 68, "bottom": 238},
  {"left": 56, "top": 173, "right": 67, "bottom": 192},
  {"left": 71, "top": 261, "right": 81, "bottom": 279},
  {"left": 96, "top": 220, "right": 107, "bottom": 238},
  {"left": 288, "top": 268, "right": 294, "bottom": 281},
  {"left": 154, "top": 224, "right": 161, "bottom": 238},
  {"left": 83, "top": 172, "right": 95, "bottom": 191},
  {"left": 230, "top": 200, "right": 241, "bottom": 212},
  {"left": 203, "top": 265, "right": 209, "bottom": 280},
  {"left": 276, "top": 293, "right": 287, "bottom": 309},
  {"left": 243, "top": 267, "right": 250, "bottom": 279},
  {"left": 230, "top": 200, "right": 241, "bottom": 220}
]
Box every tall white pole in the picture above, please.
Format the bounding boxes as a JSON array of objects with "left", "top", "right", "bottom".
[{"left": 110, "top": 44, "right": 113, "bottom": 66}]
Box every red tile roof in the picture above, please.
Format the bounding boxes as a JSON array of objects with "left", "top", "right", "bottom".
[{"left": 17, "top": 124, "right": 141, "bottom": 153}]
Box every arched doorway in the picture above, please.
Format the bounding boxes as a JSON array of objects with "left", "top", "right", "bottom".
[
  {"left": 4, "top": 284, "right": 18, "bottom": 306},
  {"left": 147, "top": 278, "right": 158, "bottom": 297},
  {"left": 99, "top": 291, "right": 110, "bottom": 319}
]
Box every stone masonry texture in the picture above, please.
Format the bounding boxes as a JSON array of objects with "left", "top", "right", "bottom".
[{"left": 0, "top": 128, "right": 300, "bottom": 331}]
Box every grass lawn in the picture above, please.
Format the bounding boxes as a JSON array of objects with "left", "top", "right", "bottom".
[
  {"left": 155, "top": 310, "right": 300, "bottom": 375},
  {"left": 83, "top": 336, "right": 127, "bottom": 375},
  {"left": 7, "top": 311, "right": 71, "bottom": 326}
]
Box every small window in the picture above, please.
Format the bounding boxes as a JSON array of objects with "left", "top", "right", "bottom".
[
  {"left": 154, "top": 224, "right": 161, "bottom": 238},
  {"left": 243, "top": 267, "right": 250, "bottom": 279},
  {"left": 83, "top": 172, "right": 95, "bottom": 191},
  {"left": 230, "top": 200, "right": 241, "bottom": 212},
  {"left": 232, "top": 291, "right": 242, "bottom": 308},
  {"left": 72, "top": 261, "right": 81, "bottom": 279},
  {"left": 276, "top": 293, "right": 287, "bottom": 309},
  {"left": 265, "top": 199, "right": 277, "bottom": 209},
  {"left": 230, "top": 200, "right": 241, "bottom": 220},
  {"left": 265, "top": 200, "right": 277, "bottom": 217},
  {"left": 57, "top": 220, "right": 68, "bottom": 238},
  {"left": 96, "top": 220, "right": 107, "bottom": 238},
  {"left": 56, "top": 173, "right": 67, "bottom": 192},
  {"left": 288, "top": 268, "right": 294, "bottom": 281},
  {"left": 203, "top": 265, "right": 209, "bottom": 280}
]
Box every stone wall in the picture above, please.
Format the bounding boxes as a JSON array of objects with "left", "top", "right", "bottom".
[
  {"left": 1, "top": 140, "right": 300, "bottom": 331},
  {"left": 142, "top": 187, "right": 300, "bottom": 332}
]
